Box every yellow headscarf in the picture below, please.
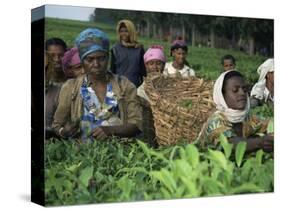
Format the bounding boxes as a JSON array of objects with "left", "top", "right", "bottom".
[{"left": 116, "top": 19, "right": 141, "bottom": 48}]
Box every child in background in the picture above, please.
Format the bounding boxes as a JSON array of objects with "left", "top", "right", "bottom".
[
  {"left": 221, "top": 54, "right": 236, "bottom": 72},
  {"left": 163, "top": 39, "right": 195, "bottom": 78}
]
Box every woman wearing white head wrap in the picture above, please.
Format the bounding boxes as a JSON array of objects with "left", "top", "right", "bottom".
[
  {"left": 213, "top": 70, "right": 251, "bottom": 123},
  {"left": 250, "top": 59, "right": 274, "bottom": 107},
  {"left": 197, "top": 70, "right": 273, "bottom": 153}
]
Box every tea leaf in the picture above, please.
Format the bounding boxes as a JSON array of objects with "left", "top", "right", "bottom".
[
  {"left": 185, "top": 144, "right": 199, "bottom": 168},
  {"left": 230, "top": 183, "right": 263, "bottom": 194},
  {"left": 179, "top": 176, "right": 198, "bottom": 197},
  {"left": 208, "top": 149, "right": 227, "bottom": 170},
  {"left": 79, "top": 166, "right": 94, "bottom": 187},
  {"left": 179, "top": 99, "right": 193, "bottom": 109},
  {"left": 151, "top": 169, "right": 177, "bottom": 193},
  {"left": 267, "top": 119, "right": 274, "bottom": 134},
  {"left": 235, "top": 142, "right": 247, "bottom": 167},
  {"left": 65, "top": 162, "right": 82, "bottom": 173},
  {"left": 256, "top": 149, "right": 264, "bottom": 166},
  {"left": 202, "top": 178, "right": 223, "bottom": 195},
  {"left": 219, "top": 133, "right": 233, "bottom": 159}
]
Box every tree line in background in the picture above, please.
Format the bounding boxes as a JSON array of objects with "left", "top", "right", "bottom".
[{"left": 90, "top": 8, "right": 273, "bottom": 56}]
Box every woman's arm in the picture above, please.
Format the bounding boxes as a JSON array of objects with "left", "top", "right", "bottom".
[
  {"left": 250, "top": 96, "right": 262, "bottom": 108},
  {"left": 91, "top": 124, "right": 140, "bottom": 140},
  {"left": 52, "top": 80, "right": 79, "bottom": 138},
  {"left": 229, "top": 134, "right": 273, "bottom": 153}
]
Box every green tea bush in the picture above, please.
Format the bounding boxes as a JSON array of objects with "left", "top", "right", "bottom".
[{"left": 45, "top": 135, "right": 273, "bottom": 206}]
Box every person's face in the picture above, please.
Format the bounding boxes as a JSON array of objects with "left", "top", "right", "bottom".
[
  {"left": 46, "top": 45, "right": 65, "bottom": 69},
  {"left": 82, "top": 51, "right": 108, "bottom": 78},
  {"left": 119, "top": 26, "right": 130, "bottom": 42},
  {"left": 266, "top": 72, "right": 274, "bottom": 96},
  {"left": 223, "top": 59, "right": 235, "bottom": 71},
  {"left": 223, "top": 76, "right": 248, "bottom": 110},
  {"left": 69, "top": 63, "right": 85, "bottom": 78},
  {"left": 145, "top": 60, "right": 165, "bottom": 74},
  {"left": 266, "top": 72, "right": 274, "bottom": 86},
  {"left": 172, "top": 48, "right": 186, "bottom": 65}
]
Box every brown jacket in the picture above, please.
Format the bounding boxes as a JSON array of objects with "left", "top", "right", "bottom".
[
  {"left": 45, "top": 83, "right": 62, "bottom": 128},
  {"left": 52, "top": 72, "right": 143, "bottom": 136}
]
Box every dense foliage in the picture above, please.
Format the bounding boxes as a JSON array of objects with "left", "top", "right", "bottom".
[{"left": 45, "top": 135, "right": 273, "bottom": 206}]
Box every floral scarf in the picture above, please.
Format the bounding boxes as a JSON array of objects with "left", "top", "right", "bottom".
[{"left": 80, "top": 76, "right": 120, "bottom": 141}]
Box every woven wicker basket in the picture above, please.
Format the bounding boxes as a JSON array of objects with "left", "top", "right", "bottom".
[{"left": 145, "top": 74, "right": 215, "bottom": 146}]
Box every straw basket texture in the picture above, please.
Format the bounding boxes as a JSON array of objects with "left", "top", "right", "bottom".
[{"left": 145, "top": 74, "right": 215, "bottom": 146}]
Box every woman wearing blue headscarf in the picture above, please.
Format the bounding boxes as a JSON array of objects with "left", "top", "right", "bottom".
[{"left": 52, "top": 28, "right": 142, "bottom": 142}]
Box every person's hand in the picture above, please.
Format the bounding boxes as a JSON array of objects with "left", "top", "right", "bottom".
[
  {"left": 91, "top": 127, "right": 111, "bottom": 140},
  {"left": 45, "top": 127, "right": 56, "bottom": 139},
  {"left": 60, "top": 122, "right": 79, "bottom": 138},
  {"left": 260, "top": 134, "right": 274, "bottom": 153}
]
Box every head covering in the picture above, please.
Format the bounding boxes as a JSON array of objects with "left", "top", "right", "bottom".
[
  {"left": 250, "top": 58, "right": 274, "bottom": 101},
  {"left": 213, "top": 70, "right": 250, "bottom": 123},
  {"left": 170, "top": 39, "right": 187, "bottom": 56},
  {"left": 257, "top": 58, "right": 274, "bottom": 76},
  {"left": 116, "top": 19, "right": 141, "bottom": 48},
  {"left": 144, "top": 45, "right": 166, "bottom": 63},
  {"left": 75, "top": 28, "right": 109, "bottom": 61},
  {"left": 62, "top": 47, "right": 81, "bottom": 77}
]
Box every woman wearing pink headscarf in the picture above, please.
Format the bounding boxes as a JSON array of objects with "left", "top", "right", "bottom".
[
  {"left": 62, "top": 47, "right": 85, "bottom": 78},
  {"left": 46, "top": 48, "right": 85, "bottom": 139},
  {"left": 137, "top": 45, "right": 166, "bottom": 147},
  {"left": 137, "top": 45, "right": 166, "bottom": 102}
]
